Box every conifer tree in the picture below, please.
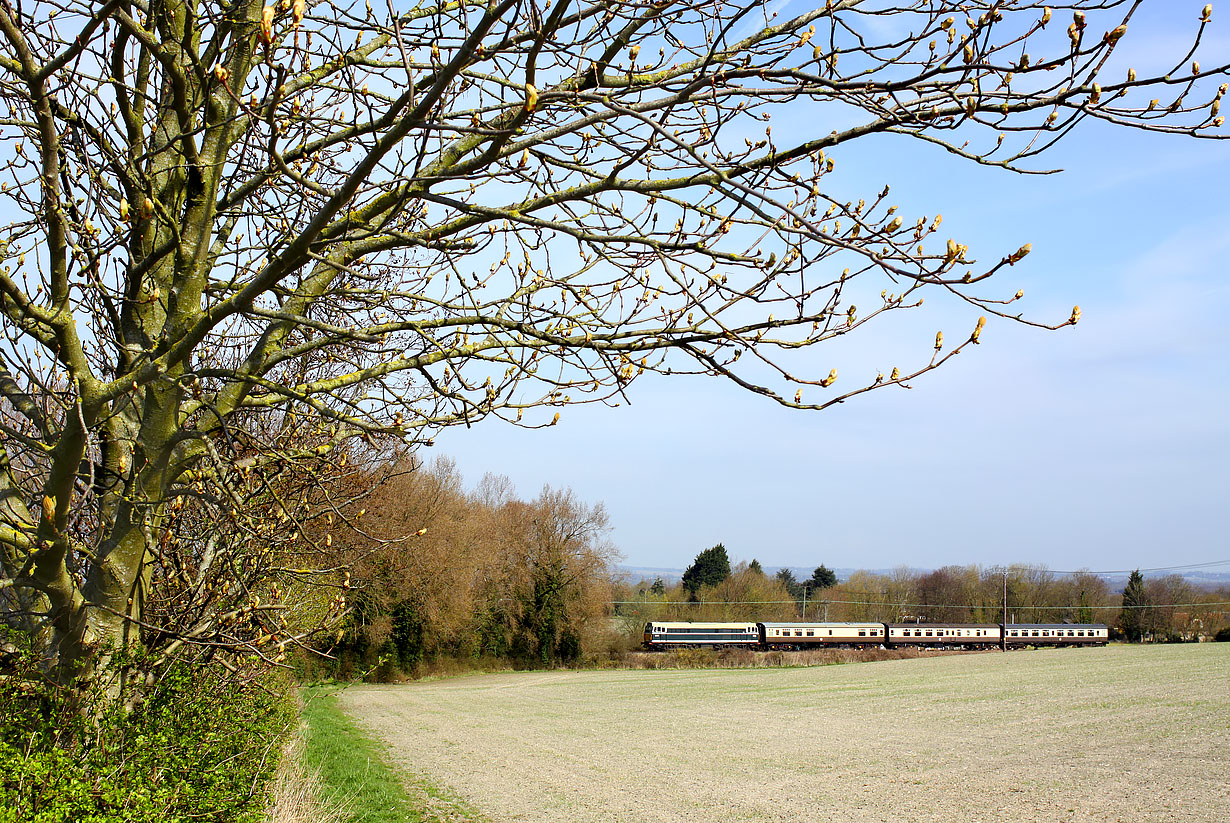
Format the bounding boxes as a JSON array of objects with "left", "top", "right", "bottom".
[{"left": 1119, "top": 570, "right": 1148, "bottom": 642}]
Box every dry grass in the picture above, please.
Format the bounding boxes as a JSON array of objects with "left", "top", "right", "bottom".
[
  {"left": 617, "top": 645, "right": 967, "bottom": 669},
  {"left": 342, "top": 643, "right": 1229, "bottom": 823},
  {"left": 264, "top": 720, "right": 348, "bottom": 823}
]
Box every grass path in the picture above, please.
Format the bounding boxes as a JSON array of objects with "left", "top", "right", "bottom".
[
  {"left": 341, "top": 645, "right": 1230, "bottom": 823},
  {"left": 299, "top": 686, "right": 485, "bottom": 823}
]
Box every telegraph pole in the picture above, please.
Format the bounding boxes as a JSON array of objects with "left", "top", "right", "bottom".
[{"left": 1001, "top": 570, "right": 1008, "bottom": 652}]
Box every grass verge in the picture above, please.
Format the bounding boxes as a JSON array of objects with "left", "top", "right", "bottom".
[{"left": 300, "top": 685, "right": 484, "bottom": 823}]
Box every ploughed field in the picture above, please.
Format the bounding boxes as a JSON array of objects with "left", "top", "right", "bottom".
[{"left": 341, "top": 644, "right": 1229, "bottom": 822}]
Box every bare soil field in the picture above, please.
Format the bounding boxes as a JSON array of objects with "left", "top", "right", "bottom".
[{"left": 342, "top": 644, "right": 1229, "bottom": 823}]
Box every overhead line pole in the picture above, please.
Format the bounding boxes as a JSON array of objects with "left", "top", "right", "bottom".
[{"left": 1001, "top": 571, "right": 1008, "bottom": 652}]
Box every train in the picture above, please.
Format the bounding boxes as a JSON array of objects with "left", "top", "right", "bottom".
[{"left": 643, "top": 621, "right": 1109, "bottom": 650}]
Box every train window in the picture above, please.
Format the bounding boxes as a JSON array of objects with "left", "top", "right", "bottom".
[
  {"left": 827, "top": 630, "right": 832, "bottom": 636},
  {"left": 858, "top": 631, "right": 866, "bottom": 637},
  {"left": 796, "top": 631, "right": 804, "bottom": 637},
  {"left": 806, "top": 631, "right": 814, "bottom": 637}
]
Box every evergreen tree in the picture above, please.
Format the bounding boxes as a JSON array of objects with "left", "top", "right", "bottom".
[
  {"left": 1119, "top": 570, "right": 1148, "bottom": 642},
  {"left": 775, "top": 568, "right": 803, "bottom": 600},
  {"left": 809, "top": 565, "right": 838, "bottom": 590},
  {"left": 650, "top": 578, "right": 666, "bottom": 596},
  {"left": 682, "top": 545, "right": 732, "bottom": 594},
  {"left": 748, "top": 559, "right": 765, "bottom": 576}
]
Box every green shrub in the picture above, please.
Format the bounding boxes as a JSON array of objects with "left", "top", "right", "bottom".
[{"left": 0, "top": 639, "right": 293, "bottom": 823}]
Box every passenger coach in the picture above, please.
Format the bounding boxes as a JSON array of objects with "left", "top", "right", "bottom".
[
  {"left": 883, "top": 623, "right": 1001, "bottom": 649},
  {"left": 760, "top": 622, "right": 883, "bottom": 648},
  {"left": 1004, "top": 624, "right": 1108, "bottom": 647}
]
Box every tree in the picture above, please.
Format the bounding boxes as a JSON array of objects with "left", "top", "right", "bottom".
[
  {"left": 748, "top": 558, "right": 764, "bottom": 576},
  {"left": 682, "top": 544, "right": 731, "bottom": 594},
  {"left": 809, "top": 565, "right": 838, "bottom": 591},
  {"left": 650, "top": 577, "right": 666, "bottom": 596},
  {"left": 775, "top": 568, "right": 803, "bottom": 601},
  {"left": 2, "top": 1, "right": 1226, "bottom": 687},
  {"left": 1119, "top": 570, "right": 1148, "bottom": 642}
]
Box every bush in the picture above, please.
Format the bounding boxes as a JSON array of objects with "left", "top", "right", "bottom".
[
  {"left": 0, "top": 639, "right": 293, "bottom": 823},
  {"left": 1214, "top": 627, "right": 1230, "bottom": 642}
]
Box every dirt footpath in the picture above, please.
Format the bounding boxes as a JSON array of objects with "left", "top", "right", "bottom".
[{"left": 341, "top": 644, "right": 1230, "bottom": 822}]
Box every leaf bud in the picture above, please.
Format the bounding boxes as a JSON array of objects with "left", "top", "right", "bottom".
[
  {"left": 934, "top": 331, "right": 944, "bottom": 351},
  {"left": 972, "top": 315, "right": 986, "bottom": 343},
  {"left": 890, "top": 367, "right": 900, "bottom": 381},
  {"left": 1202, "top": 5, "right": 1213, "bottom": 23},
  {"left": 1105, "top": 24, "right": 1127, "bottom": 44},
  {"left": 260, "top": 6, "right": 275, "bottom": 45},
  {"left": 1069, "top": 305, "right": 1082, "bottom": 325},
  {"left": 820, "top": 368, "right": 838, "bottom": 388},
  {"left": 525, "top": 83, "right": 539, "bottom": 112}
]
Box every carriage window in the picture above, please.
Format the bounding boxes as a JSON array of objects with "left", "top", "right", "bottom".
[
  {"left": 858, "top": 631, "right": 866, "bottom": 637},
  {"left": 796, "top": 631, "right": 803, "bottom": 637},
  {"left": 806, "top": 631, "right": 814, "bottom": 637}
]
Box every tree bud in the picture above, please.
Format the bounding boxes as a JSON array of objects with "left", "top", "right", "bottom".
[{"left": 261, "top": 6, "right": 275, "bottom": 45}]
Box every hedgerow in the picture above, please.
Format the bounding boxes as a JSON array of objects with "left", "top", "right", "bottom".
[{"left": 0, "top": 636, "right": 293, "bottom": 823}]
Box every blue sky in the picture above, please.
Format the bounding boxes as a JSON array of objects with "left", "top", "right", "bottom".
[{"left": 434, "top": 4, "right": 1230, "bottom": 574}]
